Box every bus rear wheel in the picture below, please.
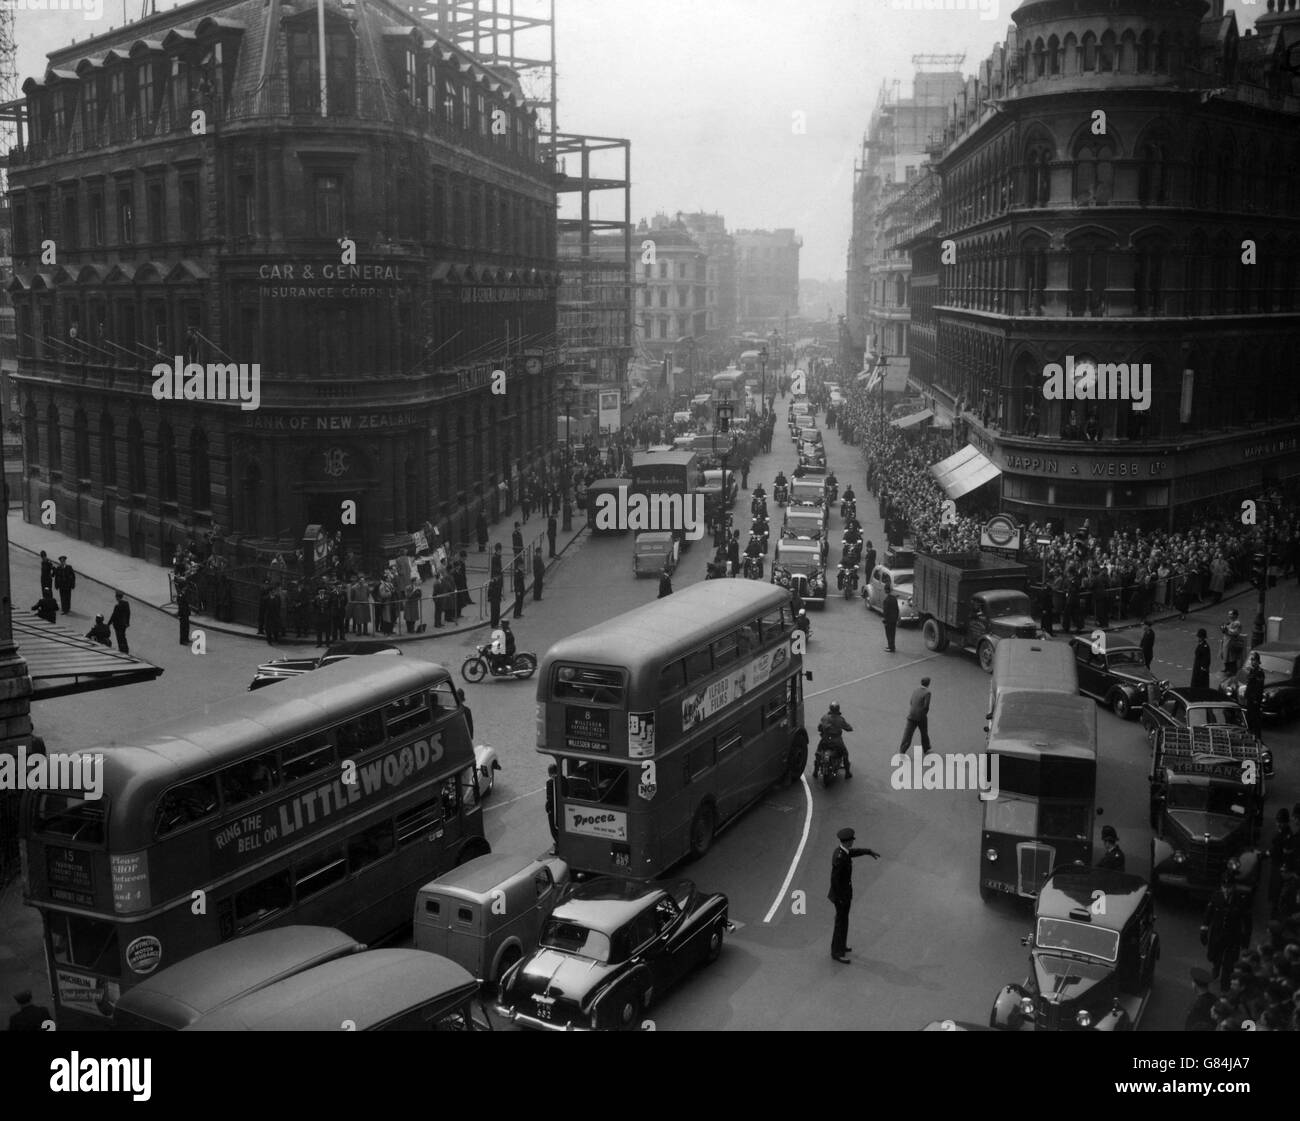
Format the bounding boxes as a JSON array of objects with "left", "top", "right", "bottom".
[
  {"left": 782, "top": 739, "right": 808, "bottom": 787},
  {"left": 689, "top": 803, "right": 716, "bottom": 858}
]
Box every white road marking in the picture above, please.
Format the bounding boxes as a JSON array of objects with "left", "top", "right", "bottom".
[
  {"left": 763, "top": 774, "right": 813, "bottom": 924},
  {"left": 484, "top": 785, "right": 543, "bottom": 813},
  {"left": 805, "top": 652, "right": 940, "bottom": 700}
]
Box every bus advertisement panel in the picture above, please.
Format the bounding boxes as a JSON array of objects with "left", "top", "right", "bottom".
[
  {"left": 537, "top": 582, "right": 808, "bottom": 878},
  {"left": 22, "top": 659, "right": 488, "bottom": 1027}
]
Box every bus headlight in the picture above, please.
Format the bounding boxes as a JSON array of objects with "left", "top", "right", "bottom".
[
  {"left": 1076, "top": 1008, "right": 1093, "bottom": 1028},
  {"left": 986, "top": 848, "right": 998, "bottom": 862}
]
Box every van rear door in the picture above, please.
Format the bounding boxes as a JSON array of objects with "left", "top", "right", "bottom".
[{"left": 414, "top": 890, "right": 451, "bottom": 957}]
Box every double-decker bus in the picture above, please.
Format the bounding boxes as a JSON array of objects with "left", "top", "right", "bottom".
[
  {"left": 711, "top": 369, "right": 747, "bottom": 406},
  {"left": 21, "top": 658, "right": 488, "bottom": 1026},
  {"left": 738, "top": 351, "right": 763, "bottom": 378},
  {"left": 980, "top": 639, "right": 1098, "bottom": 901},
  {"left": 538, "top": 581, "right": 809, "bottom": 878}
]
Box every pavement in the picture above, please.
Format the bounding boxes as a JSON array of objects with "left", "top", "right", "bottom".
[{"left": 6, "top": 500, "right": 592, "bottom": 645}]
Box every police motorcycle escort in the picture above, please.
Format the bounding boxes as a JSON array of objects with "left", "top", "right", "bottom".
[
  {"left": 773, "top": 472, "right": 789, "bottom": 507},
  {"left": 462, "top": 625, "right": 537, "bottom": 682},
  {"left": 812, "top": 703, "right": 851, "bottom": 788},
  {"left": 840, "top": 486, "right": 857, "bottom": 522},
  {"left": 823, "top": 471, "right": 839, "bottom": 507}
]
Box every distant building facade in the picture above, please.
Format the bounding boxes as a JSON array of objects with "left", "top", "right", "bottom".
[{"left": 734, "top": 228, "right": 800, "bottom": 328}]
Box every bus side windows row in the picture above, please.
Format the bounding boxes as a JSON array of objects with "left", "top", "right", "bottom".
[{"left": 156, "top": 777, "right": 220, "bottom": 837}]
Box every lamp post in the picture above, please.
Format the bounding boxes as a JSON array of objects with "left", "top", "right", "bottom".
[
  {"left": 759, "top": 346, "right": 768, "bottom": 418},
  {"left": 561, "top": 379, "right": 575, "bottom": 532},
  {"left": 1035, "top": 535, "right": 1052, "bottom": 631},
  {"left": 713, "top": 394, "right": 735, "bottom": 554},
  {"left": 1251, "top": 505, "right": 1275, "bottom": 648}
]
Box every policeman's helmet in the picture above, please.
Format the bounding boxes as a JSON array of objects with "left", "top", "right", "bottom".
[
  {"left": 798, "top": 608, "right": 807, "bottom": 617},
  {"left": 1101, "top": 825, "right": 1118, "bottom": 843},
  {"left": 829, "top": 701, "right": 840, "bottom": 713}
]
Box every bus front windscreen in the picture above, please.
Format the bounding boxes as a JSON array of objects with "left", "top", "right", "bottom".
[{"left": 561, "top": 759, "right": 629, "bottom": 807}]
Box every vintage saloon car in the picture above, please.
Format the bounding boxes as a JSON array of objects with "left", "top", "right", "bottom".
[
  {"left": 249, "top": 640, "right": 402, "bottom": 690},
  {"left": 496, "top": 877, "right": 730, "bottom": 1031},
  {"left": 864, "top": 564, "right": 919, "bottom": 623},
  {"left": 772, "top": 541, "right": 828, "bottom": 607},
  {"left": 1220, "top": 642, "right": 1300, "bottom": 722},
  {"left": 1140, "top": 686, "right": 1273, "bottom": 776},
  {"left": 1067, "top": 636, "right": 1159, "bottom": 719},
  {"left": 991, "top": 867, "right": 1158, "bottom": 1031}
]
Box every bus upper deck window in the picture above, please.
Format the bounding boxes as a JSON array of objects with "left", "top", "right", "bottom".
[
  {"left": 386, "top": 692, "right": 432, "bottom": 738},
  {"left": 34, "top": 793, "right": 106, "bottom": 844},
  {"left": 221, "top": 751, "right": 280, "bottom": 808},
  {"left": 282, "top": 731, "right": 337, "bottom": 784},
  {"left": 156, "top": 776, "right": 219, "bottom": 836},
  {"left": 335, "top": 711, "right": 384, "bottom": 757}
]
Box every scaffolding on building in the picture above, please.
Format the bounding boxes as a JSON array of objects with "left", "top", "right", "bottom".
[{"left": 425, "top": 0, "right": 633, "bottom": 387}]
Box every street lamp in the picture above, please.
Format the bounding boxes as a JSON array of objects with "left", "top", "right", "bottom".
[
  {"left": 759, "top": 346, "right": 768, "bottom": 418},
  {"left": 561, "top": 379, "right": 576, "bottom": 531},
  {"left": 1251, "top": 502, "right": 1276, "bottom": 647},
  {"left": 712, "top": 394, "right": 735, "bottom": 554}
]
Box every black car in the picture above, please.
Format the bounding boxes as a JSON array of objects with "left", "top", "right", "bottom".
[
  {"left": 1067, "top": 636, "right": 1159, "bottom": 719},
  {"left": 1220, "top": 642, "right": 1300, "bottom": 722},
  {"left": 496, "top": 877, "right": 730, "bottom": 1031},
  {"left": 991, "top": 867, "right": 1158, "bottom": 1032},
  {"left": 249, "top": 640, "right": 402, "bottom": 690}
]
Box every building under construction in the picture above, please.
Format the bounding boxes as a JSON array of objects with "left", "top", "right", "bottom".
[{"left": 428, "top": 0, "right": 633, "bottom": 404}]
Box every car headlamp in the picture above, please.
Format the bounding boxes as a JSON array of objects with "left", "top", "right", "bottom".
[
  {"left": 1075, "top": 1008, "right": 1093, "bottom": 1028},
  {"left": 1018, "top": 996, "right": 1034, "bottom": 1017},
  {"left": 1173, "top": 850, "right": 1186, "bottom": 864},
  {"left": 985, "top": 848, "right": 998, "bottom": 862}
]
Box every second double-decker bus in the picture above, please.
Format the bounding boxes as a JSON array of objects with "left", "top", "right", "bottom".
[
  {"left": 538, "top": 581, "right": 809, "bottom": 878},
  {"left": 712, "top": 369, "right": 747, "bottom": 406},
  {"left": 21, "top": 658, "right": 488, "bottom": 1027},
  {"left": 980, "top": 639, "right": 1098, "bottom": 902}
]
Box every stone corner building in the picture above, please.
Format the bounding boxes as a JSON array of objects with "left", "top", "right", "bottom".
[
  {"left": 904, "top": 0, "right": 1300, "bottom": 531},
  {"left": 7, "top": 0, "right": 559, "bottom": 566}
]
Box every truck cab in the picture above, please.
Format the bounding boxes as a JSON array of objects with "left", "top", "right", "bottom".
[
  {"left": 1148, "top": 727, "right": 1264, "bottom": 899},
  {"left": 963, "top": 591, "right": 1041, "bottom": 671}
]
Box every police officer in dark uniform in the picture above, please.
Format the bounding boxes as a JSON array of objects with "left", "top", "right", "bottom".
[
  {"left": 8, "top": 990, "right": 51, "bottom": 1032},
  {"left": 1096, "top": 824, "right": 1125, "bottom": 871},
  {"left": 658, "top": 569, "right": 673, "bottom": 598},
  {"left": 177, "top": 578, "right": 192, "bottom": 646},
  {"left": 882, "top": 588, "right": 900, "bottom": 653},
  {"left": 828, "top": 826, "right": 880, "bottom": 963}
]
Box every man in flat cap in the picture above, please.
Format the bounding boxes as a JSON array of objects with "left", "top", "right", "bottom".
[{"left": 828, "top": 826, "right": 879, "bottom": 963}]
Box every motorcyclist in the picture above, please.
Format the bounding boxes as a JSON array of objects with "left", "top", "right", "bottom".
[
  {"left": 793, "top": 607, "right": 810, "bottom": 640},
  {"left": 817, "top": 702, "right": 854, "bottom": 779},
  {"left": 842, "top": 485, "right": 856, "bottom": 504},
  {"left": 842, "top": 521, "right": 863, "bottom": 546},
  {"left": 751, "top": 493, "right": 767, "bottom": 518},
  {"left": 503, "top": 620, "right": 517, "bottom": 670},
  {"left": 774, "top": 470, "right": 788, "bottom": 494},
  {"left": 489, "top": 624, "right": 507, "bottom": 673},
  {"left": 824, "top": 470, "right": 839, "bottom": 497}
]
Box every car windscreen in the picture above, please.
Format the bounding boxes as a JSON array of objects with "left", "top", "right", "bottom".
[
  {"left": 1106, "top": 649, "right": 1147, "bottom": 667},
  {"left": 985, "top": 595, "right": 1032, "bottom": 618},
  {"left": 1255, "top": 654, "right": 1295, "bottom": 676},
  {"left": 1035, "top": 918, "right": 1119, "bottom": 963},
  {"left": 1186, "top": 706, "right": 1246, "bottom": 728},
  {"left": 1034, "top": 953, "right": 1113, "bottom": 982},
  {"left": 1168, "top": 783, "right": 1249, "bottom": 815},
  {"left": 540, "top": 918, "right": 613, "bottom": 963}
]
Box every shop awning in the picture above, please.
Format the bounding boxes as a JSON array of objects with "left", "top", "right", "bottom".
[
  {"left": 14, "top": 617, "right": 164, "bottom": 700},
  {"left": 930, "top": 443, "right": 1002, "bottom": 501},
  {"left": 891, "top": 408, "right": 934, "bottom": 430}
]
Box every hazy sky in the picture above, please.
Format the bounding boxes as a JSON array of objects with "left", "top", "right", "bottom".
[{"left": 9, "top": 0, "right": 1267, "bottom": 280}]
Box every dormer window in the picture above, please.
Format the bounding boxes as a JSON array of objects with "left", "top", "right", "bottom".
[
  {"left": 405, "top": 49, "right": 418, "bottom": 104},
  {"left": 288, "top": 22, "right": 355, "bottom": 115},
  {"left": 83, "top": 78, "right": 100, "bottom": 133},
  {"left": 424, "top": 60, "right": 436, "bottom": 111}
]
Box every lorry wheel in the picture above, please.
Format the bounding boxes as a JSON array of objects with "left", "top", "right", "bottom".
[
  {"left": 977, "top": 640, "right": 995, "bottom": 673},
  {"left": 923, "top": 619, "right": 948, "bottom": 652}
]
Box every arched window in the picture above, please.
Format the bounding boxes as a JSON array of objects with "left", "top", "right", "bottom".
[
  {"left": 73, "top": 408, "right": 90, "bottom": 480},
  {"left": 1021, "top": 240, "right": 1048, "bottom": 314},
  {"left": 1034, "top": 38, "right": 1046, "bottom": 78},
  {"left": 1074, "top": 139, "right": 1115, "bottom": 205},
  {"left": 1063, "top": 32, "right": 1078, "bottom": 75},
  {"left": 46, "top": 403, "right": 62, "bottom": 475},
  {"left": 1133, "top": 236, "right": 1166, "bottom": 315},
  {"left": 127, "top": 416, "right": 145, "bottom": 493},
  {"left": 1137, "top": 140, "right": 1167, "bottom": 205},
  {"left": 1048, "top": 35, "right": 1061, "bottom": 75},
  {"left": 190, "top": 428, "right": 210, "bottom": 509},
  {"left": 1026, "top": 140, "right": 1052, "bottom": 206},
  {"left": 158, "top": 419, "right": 177, "bottom": 502},
  {"left": 1068, "top": 233, "right": 1110, "bottom": 316},
  {"left": 100, "top": 412, "right": 117, "bottom": 486},
  {"left": 1081, "top": 32, "right": 1097, "bottom": 71},
  {"left": 1098, "top": 31, "right": 1116, "bottom": 72},
  {"left": 1136, "top": 29, "right": 1152, "bottom": 72}
]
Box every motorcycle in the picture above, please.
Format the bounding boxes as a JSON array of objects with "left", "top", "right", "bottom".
[
  {"left": 705, "top": 560, "right": 729, "bottom": 580},
  {"left": 841, "top": 541, "right": 863, "bottom": 569},
  {"left": 461, "top": 645, "right": 537, "bottom": 682},
  {"left": 751, "top": 496, "right": 768, "bottom": 519},
  {"left": 837, "top": 564, "right": 860, "bottom": 598},
  {"left": 774, "top": 482, "right": 789, "bottom": 506},
  {"left": 742, "top": 554, "right": 764, "bottom": 580},
  {"left": 841, "top": 498, "right": 857, "bottom": 521},
  {"left": 824, "top": 480, "right": 839, "bottom": 505},
  {"left": 811, "top": 737, "right": 845, "bottom": 788}
]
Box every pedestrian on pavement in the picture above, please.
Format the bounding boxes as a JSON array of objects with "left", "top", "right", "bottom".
[
  {"left": 521, "top": 490, "right": 532, "bottom": 523},
  {"left": 1202, "top": 868, "right": 1251, "bottom": 989},
  {"left": 512, "top": 522, "right": 524, "bottom": 564},
  {"left": 1096, "top": 825, "right": 1125, "bottom": 871},
  {"left": 54, "top": 556, "right": 76, "bottom": 614},
  {"left": 266, "top": 584, "right": 285, "bottom": 644},
  {"left": 1192, "top": 629, "right": 1212, "bottom": 688},
  {"left": 828, "top": 826, "right": 880, "bottom": 963},
  {"left": 39, "top": 550, "right": 53, "bottom": 596},
  {"left": 1139, "top": 620, "right": 1155, "bottom": 668},
  {"left": 882, "top": 588, "right": 900, "bottom": 652},
  {"left": 490, "top": 543, "right": 504, "bottom": 582},
  {"left": 863, "top": 541, "right": 877, "bottom": 576},
  {"left": 741, "top": 459, "right": 749, "bottom": 490},
  {"left": 8, "top": 990, "right": 51, "bottom": 1032},
  {"left": 532, "top": 550, "right": 545, "bottom": 601},
  {"left": 1220, "top": 609, "right": 1245, "bottom": 674},
  {"left": 404, "top": 585, "right": 422, "bottom": 634},
  {"left": 31, "top": 590, "right": 58, "bottom": 623},
  {"left": 109, "top": 591, "right": 131, "bottom": 653},
  {"left": 512, "top": 566, "right": 526, "bottom": 618},
  {"left": 547, "top": 514, "right": 558, "bottom": 558},
  {"left": 85, "top": 614, "right": 111, "bottom": 646},
  {"left": 453, "top": 551, "right": 471, "bottom": 618},
  {"left": 177, "top": 580, "right": 192, "bottom": 646},
  {"left": 1244, "top": 652, "right": 1266, "bottom": 739},
  {"left": 899, "top": 677, "right": 933, "bottom": 754},
  {"left": 487, "top": 574, "right": 503, "bottom": 628},
  {"left": 658, "top": 569, "right": 673, "bottom": 598},
  {"left": 476, "top": 511, "right": 489, "bottom": 553}
]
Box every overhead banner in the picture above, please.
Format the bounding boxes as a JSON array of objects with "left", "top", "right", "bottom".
[{"left": 599, "top": 391, "right": 622, "bottom": 434}]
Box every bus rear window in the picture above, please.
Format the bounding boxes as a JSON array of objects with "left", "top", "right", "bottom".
[
  {"left": 49, "top": 912, "right": 120, "bottom": 977},
  {"left": 34, "top": 794, "right": 106, "bottom": 845},
  {"left": 156, "top": 777, "right": 219, "bottom": 837},
  {"left": 553, "top": 666, "right": 625, "bottom": 706},
  {"left": 561, "top": 759, "right": 628, "bottom": 808}
]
